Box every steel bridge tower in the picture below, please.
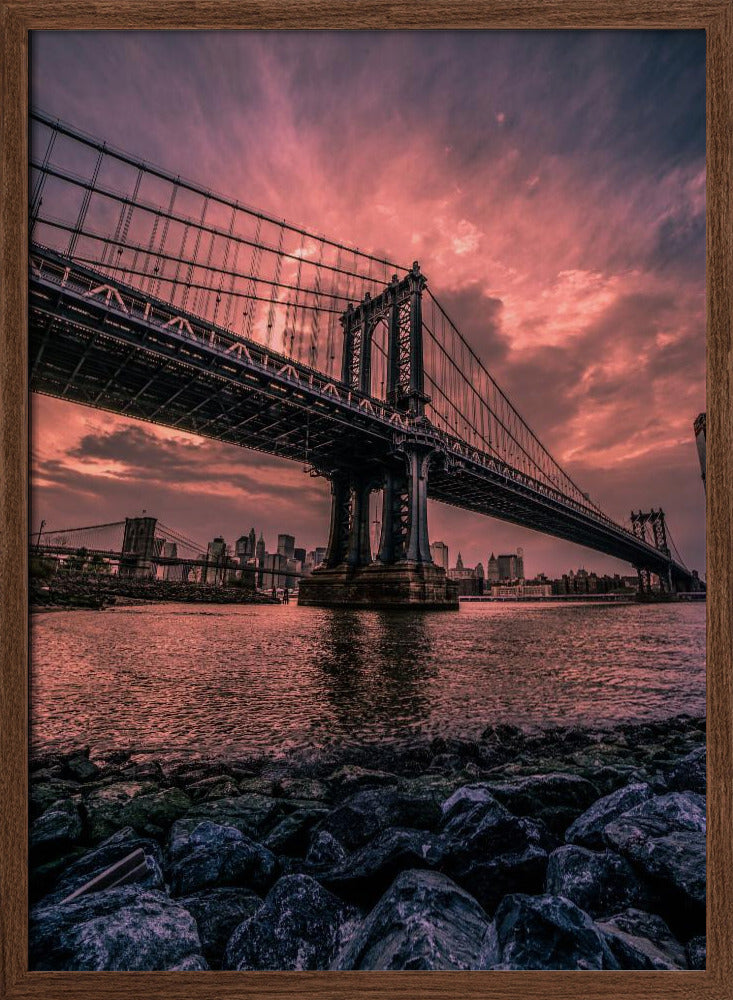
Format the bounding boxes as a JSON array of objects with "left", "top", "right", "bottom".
[{"left": 298, "top": 265, "right": 458, "bottom": 608}]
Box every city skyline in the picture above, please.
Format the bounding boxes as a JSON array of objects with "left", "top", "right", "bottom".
[{"left": 30, "top": 31, "right": 706, "bottom": 578}]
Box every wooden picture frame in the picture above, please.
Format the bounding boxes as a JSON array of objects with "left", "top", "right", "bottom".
[{"left": 1, "top": 2, "right": 730, "bottom": 998}]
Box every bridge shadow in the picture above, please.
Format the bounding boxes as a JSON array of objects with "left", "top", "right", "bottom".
[{"left": 309, "top": 609, "right": 439, "bottom": 743}]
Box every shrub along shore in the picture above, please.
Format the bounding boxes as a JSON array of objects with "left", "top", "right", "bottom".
[{"left": 29, "top": 714, "right": 706, "bottom": 971}]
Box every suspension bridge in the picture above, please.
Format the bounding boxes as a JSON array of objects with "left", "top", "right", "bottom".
[{"left": 28, "top": 110, "right": 695, "bottom": 607}]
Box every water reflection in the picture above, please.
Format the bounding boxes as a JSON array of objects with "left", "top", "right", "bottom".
[{"left": 310, "top": 610, "right": 437, "bottom": 739}]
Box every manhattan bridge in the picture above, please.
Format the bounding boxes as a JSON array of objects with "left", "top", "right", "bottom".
[{"left": 28, "top": 110, "right": 695, "bottom": 608}]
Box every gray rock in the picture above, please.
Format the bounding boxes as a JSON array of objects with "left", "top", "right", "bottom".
[
  {"left": 305, "top": 830, "right": 348, "bottom": 869},
  {"left": 63, "top": 748, "right": 101, "bottom": 783},
  {"left": 604, "top": 792, "right": 706, "bottom": 927},
  {"left": 30, "top": 799, "right": 83, "bottom": 855},
  {"left": 319, "top": 787, "right": 442, "bottom": 850},
  {"left": 84, "top": 781, "right": 161, "bottom": 841},
  {"left": 488, "top": 773, "right": 600, "bottom": 835},
  {"left": 666, "top": 747, "right": 706, "bottom": 795},
  {"left": 545, "top": 845, "right": 648, "bottom": 918},
  {"left": 179, "top": 887, "right": 261, "bottom": 968},
  {"left": 598, "top": 908, "right": 687, "bottom": 969},
  {"left": 168, "top": 820, "right": 276, "bottom": 896},
  {"left": 566, "top": 783, "right": 652, "bottom": 850},
  {"left": 480, "top": 893, "right": 619, "bottom": 970},
  {"left": 30, "top": 778, "right": 82, "bottom": 821},
  {"left": 326, "top": 765, "right": 399, "bottom": 795},
  {"left": 263, "top": 805, "right": 329, "bottom": 856},
  {"left": 686, "top": 934, "right": 706, "bottom": 969},
  {"left": 226, "top": 874, "right": 359, "bottom": 970},
  {"left": 440, "top": 783, "right": 498, "bottom": 825},
  {"left": 437, "top": 794, "right": 549, "bottom": 912},
  {"left": 44, "top": 827, "right": 164, "bottom": 905},
  {"left": 321, "top": 827, "right": 441, "bottom": 904},
  {"left": 116, "top": 787, "right": 192, "bottom": 838},
  {"left": 333, "top": 869, "right": 490, "bottom": 970},
  {"left": 179, "top": 794, "right": 281, "bottom": 840},
  {"left": 30, "top": 886, "right": 202, "bottom": 971}
]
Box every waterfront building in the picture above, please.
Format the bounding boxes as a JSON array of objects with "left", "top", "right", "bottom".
[
  {"left": 430, "top": 541, "right": 449, "bottom": 570},
  {"left": 491, "top": 583, "right": 552, "bottom": 598}
]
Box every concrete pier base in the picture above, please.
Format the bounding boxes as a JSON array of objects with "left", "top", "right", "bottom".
[{"left": 298, "top": 562, "right": 459, "bottom": 610}]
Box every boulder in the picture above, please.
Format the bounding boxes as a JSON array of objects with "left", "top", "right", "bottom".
[
  {"left": 487, "top": 773, "right": 600, "bottom": 835},
  {"left": 62, "top": 747, "right": 101, "bottom": 783},
  {"left": 480, "top": 893, "right": 619, "bottom": 970},
  {"left": 436, "top": 794, "right": 550, "bottom": 912},
  {"left": 116, "top": 787, "right": 192, "bottom": 838},
  {"left": 84, "top": 781, "right": 159, "bottom": 841},
  {"left": 326, "top": 765, "right": 399, "bottom": 795},
  {"left": 305, "top": 830, "right": 348, "bottom": 870},
  {"left": 566, "top": 783, "right": 652, "bottom": 850},
  {"left": 665, "top": 747, "right": 706, "bottom": 795},
  {"left": 30, "top": 887, "right": 202, "bottom": 971},
  {"left": 319, "top": 787, "right": 442, "bottom": 850},
  {"left": 179, "top": 794, "right": 281, "bottom": 840},
  {"left": 333, "top": 869, "right": 490, "bottom": 971},
  {"left": 30, "top": 778, "right": 82, "bottom": 821},
  {"left": 263, "top": 806, "right": 329, "bottom": 856},
  {"left": 597, "top": 908, "right": 687, "bottom": 969},
  {"left": 225, "top": 874, "right": 359, "bottom": 970},
  {"left": 545, "top": 845, "right": 648, "bottom": 918},
  {"left": 179, "top": 887, "right": 261, "bottom": 968},
  {"left": 167, "top": 820, "right": 276, "bottom": 896},
  {"left": 321, "top": 828, "right": 441, "bottom": 904},
  {"left": 273, "top": 777, "right": 330, "bottom": 801},
  {"left": 44, "top": 826, "right": 164, "bottom": 905},
  {"left": 686, "top": 934, "right": 706, "bottom": 970},
  {"left": 603, "top": 792, "right": 706, "bottom": 930},
  {"left": 168, "top": 954, "right": 209, "bottom": 970},
  {"left": 188, "top": 776, "right": 240, "bottom": 802},
  {"left": 30, "top": 799, "right": 83, "bottom": 856},
  {"left": 440, "top": 783, "right": 498, "bottom": 824}
]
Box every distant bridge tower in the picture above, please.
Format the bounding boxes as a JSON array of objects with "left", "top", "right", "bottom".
[
  {"left": 119, "top": 516, "right": 158, "bottom": 578},
  {"left": 694, "top": 412, "right": 706, "bottom": 494},
  {"left": 630, "top": 509, "right": 672, "bottom": 593},
  {"left": 299, "top": 264, "right": 457, "bottom": 608}
]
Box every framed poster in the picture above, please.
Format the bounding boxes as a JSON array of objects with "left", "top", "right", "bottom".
[{"left": 1, "top": 2, "right": 730, "bottom": 999}]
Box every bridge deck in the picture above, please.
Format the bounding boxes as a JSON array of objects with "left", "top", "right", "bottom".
[{"left": 29, "top": 246, "right": 690, "bottom": 585}]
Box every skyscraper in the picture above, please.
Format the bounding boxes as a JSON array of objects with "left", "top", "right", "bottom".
[
  {"left": 430, "top": 540, "right": 449, "bottom": 570},
  {"left": 277, "top": 534, "right": 295, "bottom": 560},
  {"left": 487, "top": 552, "right": 500, "bottom": 583}
]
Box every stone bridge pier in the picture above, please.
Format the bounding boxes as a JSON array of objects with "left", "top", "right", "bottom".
[{"left": 298, "top": 264, "right": 457, "bottom": 610}]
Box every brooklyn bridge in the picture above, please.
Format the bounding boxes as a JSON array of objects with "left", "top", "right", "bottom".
[{"left": 28, "top": 110, "right": 695, "bottom": 608}]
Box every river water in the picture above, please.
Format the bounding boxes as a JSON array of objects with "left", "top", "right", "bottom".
[{"left": 30, "top": 601, "right": 706, "bottom": 762}]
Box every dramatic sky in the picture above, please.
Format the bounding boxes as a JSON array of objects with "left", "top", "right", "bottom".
[{"left": 31, "top": 30, "right": 706, "bottom": 577}]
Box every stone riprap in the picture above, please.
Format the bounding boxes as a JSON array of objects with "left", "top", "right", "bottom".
[{"left": 29, "top": 713, "right": 706, "bottom": 971}]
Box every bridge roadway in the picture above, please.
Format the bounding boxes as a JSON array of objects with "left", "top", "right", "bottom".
[{"left": 29, "top": 245, "right": 691, "bottom": 587}]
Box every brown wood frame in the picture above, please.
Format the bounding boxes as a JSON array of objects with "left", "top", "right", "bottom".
[{"left": 1, "top": 3, "right": 729, "bottom": 997}]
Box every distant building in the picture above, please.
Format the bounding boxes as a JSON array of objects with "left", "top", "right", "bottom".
[
  {"left": 491, "top": 583, "right": 552, "bottom": 599},
  {"left": 487, "top": 552, "right": 500, "bottom": 583},
  {"left": 448, "top": 552, "right": 482, "bottom": 596},
  {"left": 277, "top": 534, "right": 295, "bottom": 560},
  {"left": 694, "top": 412, "right": 706, "bottom": 493},
  {"left": 430, "top": 541, "right": 449, "bottom": 570},
  {"left": 262, "top": 552, "right": 289, "bottom": 592},
  {"left": 294, "top": 547, "right": 306, "bottom": 564},
  {"left": 205, "top": 536, "right": 230, "bottom": 586},
  {"left": 497, "top": 549, "right": 524, "bottom": 582}
]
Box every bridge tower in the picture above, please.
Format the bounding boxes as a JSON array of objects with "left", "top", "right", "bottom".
[
  {"left": 630, "top": 509, "right": 673, "bottom": 593},
  {"left": 119, "top": 516, "right": 158, "bottom": 578},
  {"left": 299, "top": 264, "right": 458, "bottom": 609}
]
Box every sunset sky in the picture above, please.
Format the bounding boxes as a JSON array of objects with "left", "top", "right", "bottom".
[{"left": 31, "top": 30, "right": 706, "bottom": 578}]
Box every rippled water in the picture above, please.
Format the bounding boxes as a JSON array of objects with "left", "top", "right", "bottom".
[{"left": 31, "top": 601, "right": 706, "bottom": 761}]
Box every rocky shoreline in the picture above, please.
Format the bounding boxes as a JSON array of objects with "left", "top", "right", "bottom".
[
  {"left": 31, "top": 576, "right": 279, "bottom": 610},
  {"left": 29, "top": 714, "right": 706, "bottom": 971}
]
